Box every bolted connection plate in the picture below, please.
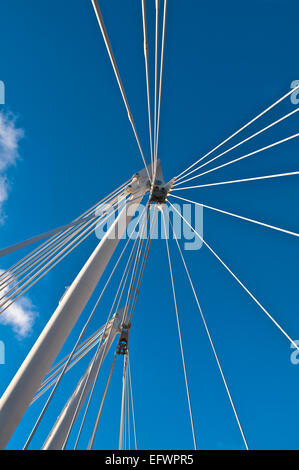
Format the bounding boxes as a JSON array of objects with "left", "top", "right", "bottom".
[
  {"left": 126, "top": 159, "right": 175, "bottom": 204},
  {"left": 149, "top": 178, "right": 176, "bottom": 204}
]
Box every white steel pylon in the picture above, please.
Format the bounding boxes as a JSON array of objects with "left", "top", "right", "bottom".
[
  {"left": 0, "top": 162, "right": 159, "bottom": 450},
  {"left": 42, "top": 308, "right": 124, "bottom": 450}
]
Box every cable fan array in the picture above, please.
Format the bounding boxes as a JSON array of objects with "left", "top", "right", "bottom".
[
  {"left": 0, "top": 0, "right": 169, "bottom": 449},
  {"left": 20, "top": 202, "right": 158, "bottom": 450},
  {"left": 0, "top": 0, "right": 299, "bottom": 452},
  {"left": 0, "top": 180, "right": 130, "bottom": 316},
  {"left": 173, "top": 87, "right": 299, "bottom": 190}
]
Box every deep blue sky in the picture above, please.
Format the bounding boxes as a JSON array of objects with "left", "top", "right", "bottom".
[{"left": 0, "top": 0, "right": 299, "bottom": 450}]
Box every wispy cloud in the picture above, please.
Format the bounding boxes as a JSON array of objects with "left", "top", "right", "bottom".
[
  {"left": 0, "top": 114, "right": 36, "bottom": 337},
  {"left": 0, "top": 111, "right": 24, "bottom": 221},
  {"left": 0, "top": 270, "right": 38, "bottom": 338}
]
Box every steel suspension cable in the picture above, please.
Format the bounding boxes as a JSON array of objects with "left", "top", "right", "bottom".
[
  {"left": 0, "top": 213, "right": 110, "bottom": 297},
  {"left": 128, "top": 354, "right": 137, "bottom": 450},
  {"left": 113, "top": 209, "right": 150, "bottom": 449},
  {"left": 0, "top": 183, "right": 128, "bottom": 290},
  {"left": 72, "top": 208, "right": 148, "bottom": 449},
  {"left": 174, "top": 133, "right": 299, "bottom": 186},
  {"left": 0, "top": 197, "right": 128, "bottom": 315},
  {"left": 34, "top": 204, "right": 145, "bottom": 406},
  {"left": 23, "top": 198, "right": 134, "bottom": 449},
  {"left": 32, "top": 329, "right": 105, "bottom": 404},
  {"left": 154, "top": 0, "right": 168, "bottom": 176},
  {"left": 161, "top": 208, "right": 197, "bottom": 450},
  {"left": 64, "top": 288, "right": 128, "bottom": 448},
  {"left": 117, "top": 210, "right": 158, "bottom": 445},
  {"left": 73, "top": 221, "right": 143, "bottom": 450},
  {"left": 168, "top": 215, "right": 249, "bottom": 450},
  {"left": 32, "top": 342, "right": 102, "bottom": 405},
  {"left": 172, "top": 170, "right": 299, "bottom": 191},
  {"left": 88, "top": 350, "right": 118, "bottom": 450},
  {"left": 0, "top": 191, "right": 126, "bottom": 294},
  {"left": 40, "top": 326, "right": 105, "bottom": 383},
  {"left": 123, "top": 204, "right": 156, "bottom": 327},
  {"left": 141, "top": 0, "right": 154, "bottom": 173},
  {"left": 64, "top": 208, "right": 147, "bottom": 449},
  {"left": 0, "top": 193, "right": 134, "bottom": 310},
  {"left": 176, "top": 108, "right": 299, "bottom": 184},
  {"left": 128, "top": 205, "right": 158, "bottom": 325},
  {"left": 153, "top": 0, "right": 160, "bottom": 171},
  {"left": 0, "top": 180, "right": 130, "bottom": 276},
  {"left": 91, "top": 0, "right": 151, "bottom": 181},
  {"left": 63, "top": 316, "right": 116, "bottom": 450},
  {"left": 0, "top": 216, "right": 95, "bottom": 261},
  {"left": 170, "top": 194, "right": 299, "bottom": 238},
  {"left": 168, "top": 201, "right": 299, "bottom": 353},
  {"left": 127, "top": 362, "right": 131, "bottom": 450},
  {"left": 123, "top": 205, "right": 151, "bottom": 324},
  {"left": 119, "top": 353, "right": 128, "bottom": 450},
  {"left": 175, "top": 84, "right": 299, "bottom": 181}
]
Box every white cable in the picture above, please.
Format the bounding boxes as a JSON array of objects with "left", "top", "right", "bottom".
[
  {"left": 91, "top": 0, "right": 151, "bottom": 181},
  {"left": 174, "top": 133, "right": 299, "bottom": 186},
  {"left": 72, "top": 208, "right": 148, "bottom": 449},
  {"left": 154, "top": 0, "right": 168, "bottom": 180},
  {"left": 119, "top": 354, "right": 128, "bottom": 450},
  {"left": 0, "top": 215, "right": 98, "bottom": 260},
  {"left": 23, "top": 201, "right": 129, "bottom": 448},
  {"left": 153, "top": 0, "right": 160, "bottom": 168},
  {"left": 168, "top": 201, "right": 299, "bottom": 353},
  {"left": 42, "top": 326, "right": 105, "bottom": 381},
  {"left": 62, "top": 316, "right": 116, "bottom": 450},
  {"left": 0, "top": 188, "right": 127, "bottom": 293},
  {"left": 0, "top": 181, "right": 129, "bottom": 283},
  {"left": 162, "top": 209, "right": 197, "bottom": 450},
  {"left": 127, "top": 363, "right": 130, "bottom": 450},
  {"left": 141, "top": 0, "right": 154, "bottom": 173},
  {"left": 176, "top": 108, "right": 299, "bottom": 183},
  {"left": 170, "top": 194, "right": 299, "bottom": 238},
  {"left": 128, "top": 354, "right": 137, "bottom": 450},
  {"left": 0, "top": 197, "right": 127, "bottom": 314},
  {"left": 168, "top": 215, "right": 249, "bottom": 450},
  {"left": 88, "top": 351, "right": 117, "bottom": 450},
  {"left": 175, "top": 84, "right": 299, "bottom": 181},
  {"left": 32, "top": 331, "right": 104, "bottom": 404},
  {"left": 123, "top": 207, "right": 150, "bottom": 324},
  {"left": 172, "top": 171, "right": 299, "bottom": 191}
]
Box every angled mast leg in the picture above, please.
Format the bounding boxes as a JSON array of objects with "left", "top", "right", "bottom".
[
  {"left": 0, "top": 165, "right": 152, "bottom": 450},
  {"left": 118, "top": 324, "right": 130, "bottom": 450},
  {"left": 42, "top": 311, "right": 122, "bottom": 450},
  {"left": 118, "top": 352, "right": 128, "bottom": 450}
]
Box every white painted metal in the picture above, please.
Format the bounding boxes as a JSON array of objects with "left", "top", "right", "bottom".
[
  {"left": 0, "top": 166, "right": 152, "bottom": 449},
  {"left": 118, "top": 353, "right": 128, "bottom": 450},
  {"left": 42, "top": 311, "right": 122, "bottom": 450}
]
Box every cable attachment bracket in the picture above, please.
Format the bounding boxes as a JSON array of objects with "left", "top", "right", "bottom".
[
  {"left": 149, "top": 178, "right": 176, "bottom": 204},
  {"left": 117, "top": 324, "right": 130, "bottom": 355}
]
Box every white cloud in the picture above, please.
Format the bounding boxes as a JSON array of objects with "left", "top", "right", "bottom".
[
  {"left": 0, "top": 270, "right": 38, "bottom": 338},
  {"left": 0, "top": 111, "right": 24, "bottom": 220},
  {"left": 0, "top": 114, "right": 36, "bottom": 338}
]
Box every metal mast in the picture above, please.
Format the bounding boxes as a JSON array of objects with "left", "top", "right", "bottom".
[{"left": 0, "top": 165, "right": 153, "bottom": 449}]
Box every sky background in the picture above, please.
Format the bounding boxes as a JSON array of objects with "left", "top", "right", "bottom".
[{"left": 0, "top": 0, "right": 299, "bottom": 450}]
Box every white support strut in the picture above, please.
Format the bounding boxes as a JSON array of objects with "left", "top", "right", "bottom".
[
  {"left": 42, "top": 312, "right": 122, "bottom": 450},
  {"left": 0, "top": 165, "right": 152, "bottom": 450},
  {"left": 119, "top": 352, "right": 128, "bottom": 450}
]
